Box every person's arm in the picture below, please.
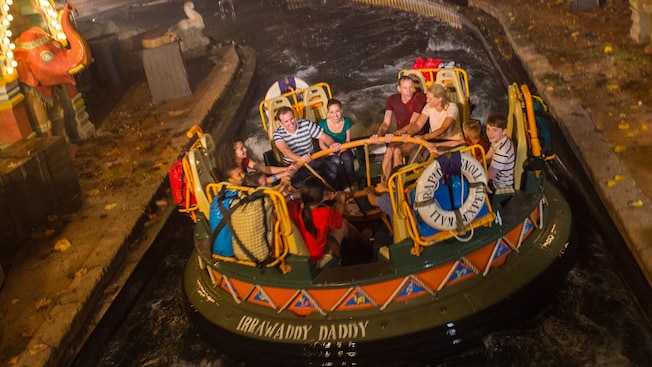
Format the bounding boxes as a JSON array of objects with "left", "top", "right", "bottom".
[
  {"left": 332, "top": 191, "right": 347, "bottom": 214},
  {"left": 370, "top": 110, "right": 393, "bottom": 143},
  {"left": 404, "top": 113, "right": 428, "bottom": 136},
  {"left": 488, "top": 166, "right": 498, "bottom": 180},
  {"left": 433, "top": 139, "right": 465, "bottom": 148},
  {"left": 275, "top": 140, "right": 304, "bottom": 163},
  {"left": 318, "top": 132, "right": 340, "bottom": 152},
  {"left": 485, "top": 146, "right": 494, "bottom": 162},
  {"left": 250, "top": 160, "right": 294, "bottom": 182},
  {"left": 424, "top": 116, "right": 455, "bottom": 140}
]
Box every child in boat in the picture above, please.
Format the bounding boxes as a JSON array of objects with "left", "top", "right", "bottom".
[
  {"left": 222, "top": 139, "right": 296, "bottom": 185},
  {"left": 209, "top": 163, "right": 245, "bottom": 257},
  {"left": 288, "top": 177, "right": 370, "bottom": 267},
  {"left": 462, "top": 119, "right": 490, "bottom": 162},
  {"left": 317, "top": 99, "right": 357, "bottom": 191},
  {"left": 485, "top": 113, "right": 515, "bottom": 193},
  {"left": 243, "top": 171, "right": 267, "bottom": 187}
]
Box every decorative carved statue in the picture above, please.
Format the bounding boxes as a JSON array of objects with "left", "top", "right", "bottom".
[
  {"left": 168, "top": 2, "right": 210, "bottom": 58},
  {"left": 13, "top": 2, "right": 93, "bottom": 142}
]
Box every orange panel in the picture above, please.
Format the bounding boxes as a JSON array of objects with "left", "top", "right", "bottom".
[
  {"left": 229, "top": 278, "right": 255, "bottom": 300},
  {"left": 307, "top": 288, "right": 350, "bottom": 311},
  {"left": 262, "top": 287, "right": 302, "bottom": 308},
  {"left": 416, "top": 264, "right": 452, "bottom": 290},
  {"left": 465, "top": 242, "right": 496, "bottom": 270},
  {"left": 361, "top": 278, "right": 404, "bottom": 304},
  {"left": 503, "top": 221, "right": 524, "bottom": 248}
]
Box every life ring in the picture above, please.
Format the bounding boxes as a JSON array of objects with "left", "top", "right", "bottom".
[
  {"left": 414, "top": 153, "right": 487, "bottom": 232},
  {"left": 264, "top": 76, "right": 310, "bottom": 101}
]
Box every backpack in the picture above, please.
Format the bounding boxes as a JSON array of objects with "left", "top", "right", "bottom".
[
  {"left": 168, "top": 154, "right": 196, "bottom": 208},
  {"left": 210, "top": 189, "right": 274, "bottom": 265}
]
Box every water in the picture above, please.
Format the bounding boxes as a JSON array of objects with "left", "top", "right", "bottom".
[{"left": 77, "top": 1, "right": 652, "bottom": 366}]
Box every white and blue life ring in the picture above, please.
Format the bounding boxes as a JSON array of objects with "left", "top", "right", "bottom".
[
  {"left": 264, "top": 76, "right": 310, "bottom": 101},
  {"left": 414, "top": 153, "right": 487, "bottom": 232}
]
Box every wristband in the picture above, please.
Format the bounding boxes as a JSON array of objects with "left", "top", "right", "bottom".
[
  {"left": 394, "top": 130, "right": 402, "bottom": 136},
  {"left": 272, "top": 174, "right": 278, "bottom": 182}
]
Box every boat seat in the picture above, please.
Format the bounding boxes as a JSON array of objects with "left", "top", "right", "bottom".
[
  {"left": 188, "top": 147, "right": 218, "bottom": 219},
  {"left": 303, "top": 84, "right": 329, "bottom": 122},
  {"left": 435, "top": 69, "right": 470, "bottom": 123},
  {"left": 264, "top": 96, "right": 295, "bottom": 165},
  {"left": 287, "top": 222, "right": 310, "bottom": 256},
  {"left": 265, "top": 96, "right": 294, "bottom": 133},
  {"left": 398, "top": 69, "right": 428, "bottom": 94},
  {"left": 200, "top": 133, "right": 219, "bottom": 174}
]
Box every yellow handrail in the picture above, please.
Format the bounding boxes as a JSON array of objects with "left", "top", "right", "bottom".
[
  {"left": 176, "top": 125, "right": 205, "bottom": 223},
  {"left": 519, "top": 84, "right": 543, "bottom": 158}
]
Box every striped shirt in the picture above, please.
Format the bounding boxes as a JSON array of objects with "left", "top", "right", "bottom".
[
  {"left": 490, "top": 135, "right": 515, "bottom": 189},
  {"left": 273, "top": 119, "right": 324, "bottom": 163}
]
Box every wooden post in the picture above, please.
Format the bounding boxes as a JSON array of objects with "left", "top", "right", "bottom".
[{"left": 142, "top": 41, "right": 192, "bottom": 103}]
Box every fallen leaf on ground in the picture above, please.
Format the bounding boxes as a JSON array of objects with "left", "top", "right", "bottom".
[
  {"left": 28, "top": 344, "right": 48, "bottom": 356},
  {"left": 614, "top": 145, "right": 626, "bottom": 153},
  {"left": 628, "top": 200, "right": 644, "bottom": 208},
  {"left": 75, "top": 266, "right": 88, "bottom": 278},
  {"left": 105, "top": 203, "right": 118, "bottom": 210},
  {"left": 168, "top": 108, "right": 190, "bottom": 116},
  {"left": 54, "top": 238, "right": 71, "bottom": 252},
  {"left": 35, "top": 297, "right": 51, "bottom": 311},
  {"left": 7, "top": 356, "right": 20, "bottom": 365}
]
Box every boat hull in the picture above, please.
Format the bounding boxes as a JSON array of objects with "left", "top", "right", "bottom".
[{"left": 183, "top": 182, "right": 574, "bottom": 365}]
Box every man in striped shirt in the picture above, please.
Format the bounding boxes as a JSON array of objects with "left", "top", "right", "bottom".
[
  {"left": 273, "top": 106, "right": 341, "bottom": 188},
  {"left": 485, "top": 113, "right": 515, "bottom": 192}
]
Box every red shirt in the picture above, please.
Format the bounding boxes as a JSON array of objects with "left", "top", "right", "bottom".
[
  {"left": 385, "top": 92, "right": 427, "bottom": 133},
  {"left": 240, "top": 157, "right": 250, "bottom": 172},
  {"left": 465, "top": 136, "right": 491, "bottom": 162},
  {"left": 287, "top": 200, "right": 343, "bottom": 263}
]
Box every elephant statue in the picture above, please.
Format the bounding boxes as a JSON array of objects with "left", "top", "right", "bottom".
[{"left": 13, "top": 2, "right": 93, "bottom": 142}]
